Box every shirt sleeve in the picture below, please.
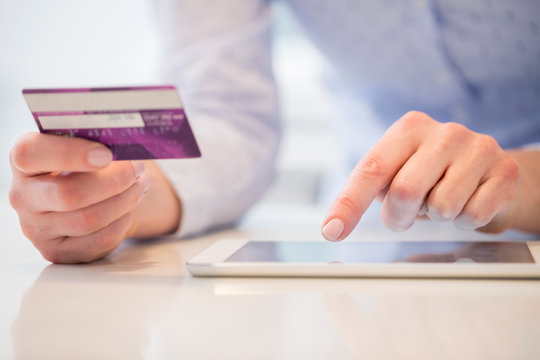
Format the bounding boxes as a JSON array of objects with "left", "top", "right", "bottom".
[{"left": 151, "top": 0, "right": 281, "bottom": 237}]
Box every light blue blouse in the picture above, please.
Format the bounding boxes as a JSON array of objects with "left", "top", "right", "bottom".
[{"left": 154, "top": 0, "right": 540, "bottom": 237}]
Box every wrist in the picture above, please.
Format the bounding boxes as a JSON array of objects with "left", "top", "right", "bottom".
[
  {"left": 490, "top": 149, "right": 540, "bottom": 233},
  {"left": 129, "top": 161, "right": 182, "bottom": 238}
]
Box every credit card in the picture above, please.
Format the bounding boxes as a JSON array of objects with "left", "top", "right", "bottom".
[{"left": 22, "top": 85, "right": 201, "bottom": 160}]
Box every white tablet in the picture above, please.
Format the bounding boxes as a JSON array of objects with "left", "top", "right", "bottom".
[{"left": 187, "top": 239, "right": 540, "bottom": 278}]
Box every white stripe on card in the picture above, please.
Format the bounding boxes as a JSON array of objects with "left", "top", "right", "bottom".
[
  {"left": 38, "top": 112, "right": 145, "bottom": 130},
  {"left": 24, "top": 89, "right": 182, "bottom": 112}
]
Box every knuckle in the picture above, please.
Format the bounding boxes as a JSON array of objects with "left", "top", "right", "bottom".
[
  {"left": 111, "top": 166, "right": 136, "bottom": 191},
  {"left": 501, "top": 156, "right": 520, "bottom": 184},
  {"left": 398, "top": 111, "right": 431, "bottom": 129},
  {"left": 355, "top": 155, "right": 386, "bottom": 180},
  {"left": 20, "top": 220, "right": 40, "bottom": 242},
  {"left": 124, "top": 186, "right": 143, "bottom": 209},
  {"left": 96, "top": 235, "right": 120, "bottom": 257},
  {"left": 40, "top": 241, "right": 97, "bottom": 264},
  {"left": 39, "top": 247, "right": 58, "bottom": 263},
  {"left": 8, "top": 186, "right": 25, "bottom": 209},
  {"left": 19, "top": 214, "right": 53, "bottom": 243},
  {"left": 474, "top": 134, "right": 500, "bottom": 155},
  {"left": 73, "top": 208, "right": 102, "bottom": 234},
  {"left": 55, "top": 182, "right": 85, "bottom": 211},
  {"left": 93, "top": 214, "right": 132, "bottom": 255},
  {"left": 389, "top": 179, "right": 422, "bottom": 203},
  {"left": 40, "top": 246, "right": 66, "bottom": 264},
  {"left": 430, "top": 122, "right": 471, "bottom": 155},
  {"left": 77, "top": 249, "right": 105, "bottom": 264},
  {"left": 440, "top": 122, "right": 469, "bottom": 143},
  {"left": 404, "top": 110, "right": 425, "bottom": 118},
  {"left": 335, "top": 195, "right": 362, "bottom": 216}
]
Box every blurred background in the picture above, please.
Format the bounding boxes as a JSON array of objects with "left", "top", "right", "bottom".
[{"left": 0, "top": 0, "right": 338, "bottom": 219}]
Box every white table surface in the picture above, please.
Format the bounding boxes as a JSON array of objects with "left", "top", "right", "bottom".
[{"left": 1, "top": 198, "right": 539, "bottom": 360}]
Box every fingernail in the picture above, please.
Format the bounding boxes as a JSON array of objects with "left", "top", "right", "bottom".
[
  {"left": 138, "top": 174, "right": 151, "bottom": 193},
  {"left": 132, "top": 161, "right": 145, "bottom": 178},
  {"left": 427, "top": 210, "right": 451, "bottom": 222},
  {"left": 88, "top": 147, "right": 112, "bottom": 167},
  {"left": 453, "top": 215, "right": 484, "bottom": 231},
  {"left": 322, "top": 218, "right": 345, "bottom": 241}
]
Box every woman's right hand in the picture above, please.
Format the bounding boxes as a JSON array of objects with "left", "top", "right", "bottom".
[{"left": 9, "top": 133, "right": 150, "bottom": 263}]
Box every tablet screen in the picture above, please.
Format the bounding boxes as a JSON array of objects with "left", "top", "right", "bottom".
[{"left": 225, "top": 241, "right": 535, "bottom": 264}]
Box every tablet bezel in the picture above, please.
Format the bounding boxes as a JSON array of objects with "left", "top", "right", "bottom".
[{"left": 186, "top": 239, "right": 540, "bottom": 279}]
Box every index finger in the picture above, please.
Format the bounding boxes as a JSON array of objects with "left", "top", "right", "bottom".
[
  {"left": 10, "top": 132, "right": 112, "bottom": 176},
  {"left": 321, "top": 112, "right": 431, "bottom": 241}
]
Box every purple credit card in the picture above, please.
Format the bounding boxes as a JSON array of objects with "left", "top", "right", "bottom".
[{"left": 22, "top": 85, "right": 201, "bottom": 160}]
